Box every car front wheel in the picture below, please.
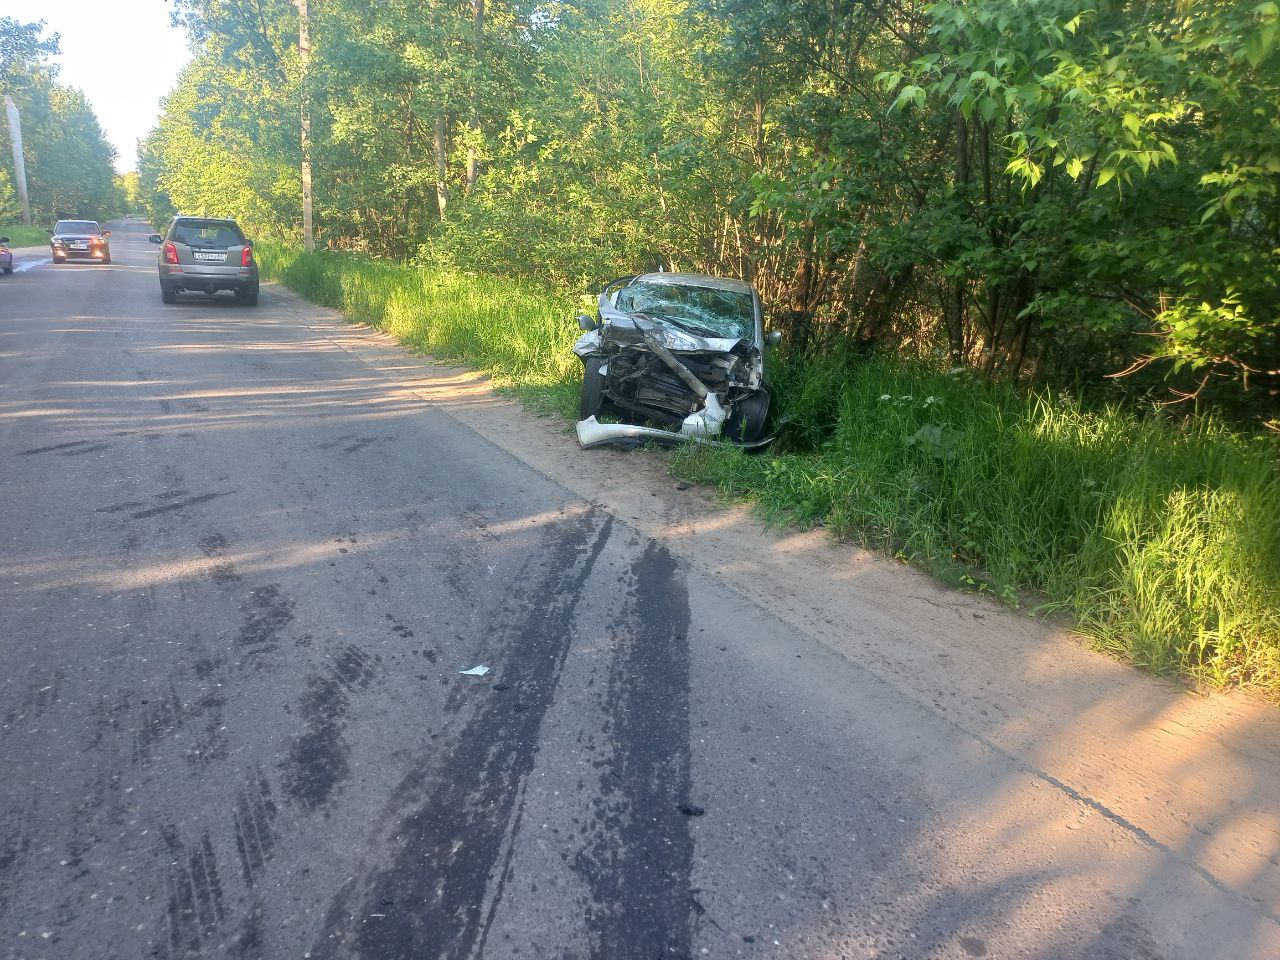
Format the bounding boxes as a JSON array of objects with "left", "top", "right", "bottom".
[
  {"left": 579, "top": 356, "right": 608, "bottom": 420},
  {"left": 724, "top": 389, "right": 770, "bottom": 443}
]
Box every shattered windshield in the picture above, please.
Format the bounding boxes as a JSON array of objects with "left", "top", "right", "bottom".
[{"left": 616, "top": 281, "right": 754, "bottom": 340}]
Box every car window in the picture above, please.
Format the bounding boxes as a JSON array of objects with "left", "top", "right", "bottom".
[
  {"left": 615, "top": 282, "right": 755, "bottom": 339},
  {"left": 55, "top": 221, "right": 100, "bottom": 234},
  {"left": 172, "top": 220, "right": 245, "bottom": 247}
]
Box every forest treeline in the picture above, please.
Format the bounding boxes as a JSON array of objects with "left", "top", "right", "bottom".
[
  {"left": 140, "top": 0, "right": 1277, "bottom": 422},
  {"left": 0, "top": 18, "right": 123, "bottom": 227}
]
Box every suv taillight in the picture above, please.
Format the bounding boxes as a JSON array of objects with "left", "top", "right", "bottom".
[
  {"left": 241, "top": 246, "right": 253, "bottom": 267},
  {"left": 163, "top": 242, "right": 179, "bottom": 265}
]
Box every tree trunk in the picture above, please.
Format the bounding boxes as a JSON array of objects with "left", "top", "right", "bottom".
[
  {"left": 3, "top": 95, "right": 31, "bottom": 225},
  {"left": 433, "top": 116, "right": 449, "bottom": 221},
  {"left": 294, "top": 0, "right": 314, "bottom": 252},
  {"left": 944, "top": 113, "right": 970, "bottom": 365}
]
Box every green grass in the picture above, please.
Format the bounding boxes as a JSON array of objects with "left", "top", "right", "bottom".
[
  {"left": 674, "top": 353, "right": 1280, "bottom": 695},
  {"left": 0, "top": 224, "right": 49, "bottom": 247},
  {"left": 259, "top": 244, "right": 1280, "bottom": 699},
  {"left": 257, "top": 243, "right": 580, "bottom": 394}
]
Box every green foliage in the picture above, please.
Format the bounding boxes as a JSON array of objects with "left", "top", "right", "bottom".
[{"left": 0, "top": 18, "right": 122, "bottom": 224}]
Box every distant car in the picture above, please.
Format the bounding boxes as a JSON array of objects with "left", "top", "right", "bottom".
[
  {"left": 50, "top": 220, "right": 111, "bottom": 263},
  {"left": 0, "top": 237, "right": 11, "bottom": 275},
  {"left": 150, "top": 216, "right": 259, "bottom": 306}
]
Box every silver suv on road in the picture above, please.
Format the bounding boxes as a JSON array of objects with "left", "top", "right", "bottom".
[{"left": 150, "top": 217, "right": 259, "bottom": 305}]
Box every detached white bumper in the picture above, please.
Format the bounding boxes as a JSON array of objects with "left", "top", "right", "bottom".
[{"left": 575, "top": 415, "right": 777, "bottom": 450}]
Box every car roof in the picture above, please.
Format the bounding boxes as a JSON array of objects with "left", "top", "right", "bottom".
[
  {"left": 631, "top": 272, "right": 755, "bottom": 295},
  {"left": 174, "top": 216, "right": 240, "bottom": 224}
]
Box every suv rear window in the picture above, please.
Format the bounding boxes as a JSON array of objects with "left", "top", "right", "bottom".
[{"left": 171, "top": 220, "right": 245, "bottom": 247}]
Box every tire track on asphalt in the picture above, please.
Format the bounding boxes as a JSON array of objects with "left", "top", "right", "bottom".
[
  {"left": 571, "top": 540, "right": 695, "bottom": 959},
  {"left": 310, "top": 508, "right": 614, "bottom": 960}
]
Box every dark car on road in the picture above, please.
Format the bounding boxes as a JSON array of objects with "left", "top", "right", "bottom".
[
  {"left": 0, "top": 237, "right": 12, "bottom": 275},
  {"left": 150, "top": 216, "right": 259, "bottom": 305},
  {"left": 50, "top": 220, "right": 111, "bottom": 264}
]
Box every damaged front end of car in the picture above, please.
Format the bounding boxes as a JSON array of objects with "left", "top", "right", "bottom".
[{"left": 573, "top": 273, "right": 778, "bottom": 450}]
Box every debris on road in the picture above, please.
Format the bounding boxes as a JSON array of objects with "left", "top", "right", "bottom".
[{"left": 459, "top": 665, "right": 491, "bottom": 677}]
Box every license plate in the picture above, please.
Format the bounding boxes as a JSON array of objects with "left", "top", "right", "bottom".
[
  {"left": 71, "top": 242, "right": 88, "bottom": 250},
  {"left": 193, "top": 252, "right": 226, "bottom": 263}
]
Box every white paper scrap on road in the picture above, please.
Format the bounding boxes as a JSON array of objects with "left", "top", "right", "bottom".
[{"left": 459, "top": 665, "right": 490, "bottom": 677}]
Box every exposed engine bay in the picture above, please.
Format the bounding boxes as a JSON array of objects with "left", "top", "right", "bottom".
[{"left": 573, "top": 273, "right": 776, "bottom": 448}]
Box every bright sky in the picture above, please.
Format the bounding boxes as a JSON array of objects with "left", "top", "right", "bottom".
[{"left": 0, "top": 0, "right": 192, "bottom": 172}]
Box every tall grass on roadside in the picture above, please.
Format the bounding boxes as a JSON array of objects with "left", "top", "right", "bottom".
[
  {"left": 674, "top": 354, "right": 1280, "bottom": 694},
  {"left": 0, "top": 225, "right": 51, "bottom": 247},
  {"left": 257, "top": 243, "right": 581, "bottom": 396},
  {"left": 257, "top": 245, "right": 1280, "bottom": 698}
]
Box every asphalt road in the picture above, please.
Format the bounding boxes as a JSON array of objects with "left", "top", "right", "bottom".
[{"left": 1, "top": 220, "right": 1277, "bottom": 960}]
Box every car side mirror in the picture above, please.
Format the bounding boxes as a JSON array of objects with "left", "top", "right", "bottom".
[
  {"left": 102, "top": 230, "right": 111, "bottom": 237},
  {"left": 577, "top": 312, "right": 599, "bottom": 332},
  {"left": 148, "top": 234, "right": 163, "bottom": 244},
  {"left": 766, "top": 330, "right": 783, "bottom": 347}
]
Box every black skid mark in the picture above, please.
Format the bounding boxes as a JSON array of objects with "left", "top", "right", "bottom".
[
  {"left": 280, "top": 646, "right": 377, "bottom": 810},
  {"left": 574, "top": 540, "right": 696, "bottom": 958},
  {"left": 309, "top": 509, "right": 614, "bottom": 960},
  {"left": 233, "top": 771, "right": 279, "bottom": 887},
  {"left": 331, "top": 644, "right": 379, "bottom": 692},
  {"left": 236, "top": 584, "right": 295, "bottom": 667},
  {"left": 161, "top": 828, "right": 227, "bottom": 957},
  {"left": 281, "top": 673, "right": 350, "bottom": 812},
  {"left": 130, "top": 490, "right": 234, "bottom": 520},
  {"left": 18, "top": 438, "right": 93, "bottom": 455},
  {"left": 131, "top": 687, "right": 186, "bottom": 765}
]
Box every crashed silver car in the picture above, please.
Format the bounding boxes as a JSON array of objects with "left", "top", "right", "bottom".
[{"left": 573, "top": 273, "right": 779, "bottom": 449}]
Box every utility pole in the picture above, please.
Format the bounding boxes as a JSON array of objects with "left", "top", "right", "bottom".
[
  {"left": 294, "top": 0, "right": 314, "bottom": 252},
  {"left": 4, "top": 94, "right": 31, "bottom": 226}
]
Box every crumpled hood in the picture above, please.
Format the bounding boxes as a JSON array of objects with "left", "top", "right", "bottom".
[{"left": 594, "top": 302, "right": 745, "bottom": 351}]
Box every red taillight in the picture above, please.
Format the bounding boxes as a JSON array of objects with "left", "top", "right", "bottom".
[
  {"left": 241, "top": 246, "right": 253, "bottom": 267},
  {"left": 163, "top": 242, "right": 178, "bottom": 264}
]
